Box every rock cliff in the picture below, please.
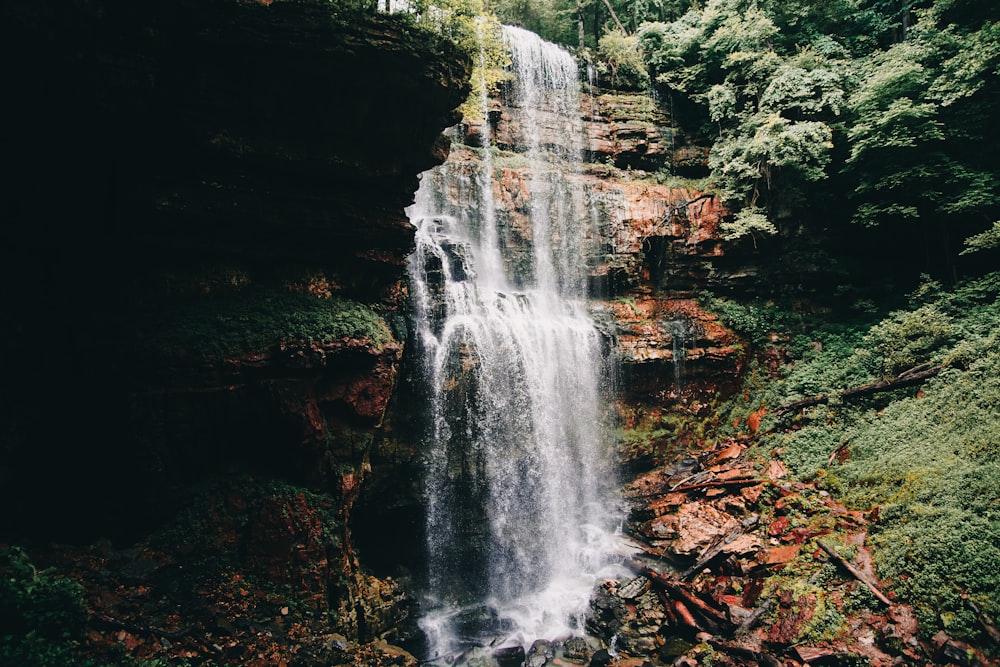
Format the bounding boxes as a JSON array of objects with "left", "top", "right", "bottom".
[
  {"left": 0, "top": 0, "right": 469, "bottom": 663},
  {"left": 449, "top": 88, "right": 749, "bottom": 460}
]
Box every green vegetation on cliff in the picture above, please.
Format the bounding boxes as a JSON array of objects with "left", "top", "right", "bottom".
[
  {"left": 719, "top": 273, "right": 1000, "bottom": 644},
  {"left": 493, "top": 0, "right": 1000, "bottom": 265},
  {"left": 136, "top": 289, "right": 393, "bottom": 360}
]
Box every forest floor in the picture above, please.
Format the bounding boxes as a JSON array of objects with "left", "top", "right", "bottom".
[{"left": 605, "top": 425, "right": 999, "bottom": 667}]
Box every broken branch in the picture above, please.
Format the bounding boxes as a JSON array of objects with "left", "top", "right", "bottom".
[
  {"left": 671, "top": 478, "right": 764, "bottom": 493},
  {"left": 816, "top": 540, "right": 892, "bottom": 606}
]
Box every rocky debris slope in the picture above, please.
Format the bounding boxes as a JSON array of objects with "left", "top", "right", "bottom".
[{"left": 582, "top": 435, "right": 997, "bottom": 667}]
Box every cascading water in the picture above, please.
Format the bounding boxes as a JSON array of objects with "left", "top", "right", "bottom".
[{"left": 407, "top": 25, "right": 623, "bottom": 662}]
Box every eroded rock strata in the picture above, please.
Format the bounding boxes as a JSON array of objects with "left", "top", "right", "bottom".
[{"left": 1, "top": 1, "right": 468, "bottom": 664}]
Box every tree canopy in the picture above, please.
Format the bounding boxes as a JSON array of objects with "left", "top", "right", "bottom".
[{"left": 374, "top": 0, "right": 1000, "bottom": 275}]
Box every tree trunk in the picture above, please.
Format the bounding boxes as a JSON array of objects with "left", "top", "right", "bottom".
[
  {"left": 599, "top": 0, "right": 627, "bottom": 33},
  {"left": 776, "top": 364, "right": 946, "bottom": 415}
]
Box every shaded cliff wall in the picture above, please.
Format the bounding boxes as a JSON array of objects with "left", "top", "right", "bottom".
[{"left": 0, "top": 0, "right": 469, "bottom": 655}]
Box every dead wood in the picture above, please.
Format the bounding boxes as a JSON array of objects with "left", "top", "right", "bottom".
[
  {"left": 734, "top": 598, "right": 773, "bottom": 637},
  {"left": 776, "top": 364, "right": 945, "bottom": 415},
  {"left": 827, "top": 441, "right": 850, "bottom": 466},
  {"left": 663, "top": 583, "right": 727, "bottom": 629},
  {"left": 598, "top": 0, "right": 626, "bottom": 32},
  {"left": 794, "top": 646, "right": 838, "bottom": 662},
  {"left": 92, "top": 612, "right": 224, "bottom": 657},
  {"left": 679, "top": 515, "right": 759, "bottom": 582},
  {"left": 671, "top": 478, "right": 765, "bottom": 493},
  {"left": 816, "top": 540, "right": 892, "bottom": 606},
  {"left": 967, "top": 599, "right": 1000, "bottom": 644},
  {"left": 629, "top": 561, "right": 730, "bottom": 631},
  {"left": 672, "top": 599, "right": 701, "bottom": 629},
  {"left": 642, "top": 193, "right": 717, "bottom": 243}
]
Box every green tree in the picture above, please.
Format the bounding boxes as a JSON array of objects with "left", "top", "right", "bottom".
[
  {"left": 639, "top": 0, "right": 848, "bottom": 239},
  {"left": 596, "top": 28, "right": 649, "bottom": 89},
  {"left": 842, "top": 0, "right": 1000, "bottom": 277}
]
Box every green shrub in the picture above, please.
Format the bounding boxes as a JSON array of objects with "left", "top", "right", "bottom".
[{"left": 0, "top": 547, "right": 87, "bottom": 667}]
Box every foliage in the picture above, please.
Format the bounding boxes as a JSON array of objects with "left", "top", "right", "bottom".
[
  {"left": 735, "top": 273, "right": 1000, "bottom": 642},
  {"left": 630, "top": 0, "right": 1000, "bottom": 257},
  {"left": 457, "top": 14, "right": 512, "bottom": 121},
  {"left": 596, "top": 29, "right": 649, "bottom": 90},
  {"left": 960, "top": 220, "right": 1000, "bottom": 255},
  {"left": 0, "top": 547, "right": 88, "bottom": 667},
  {"left": 718, "top": 207, "right": 777, "bottom": 244},
  {"left": 374, "top": 0, "right": 508, "bottom": 121},
  {"left": 699, "top": 294, "right": 803, "bottom": 346},
  {"left": 488, "top": 0, "right": 696, "bottom": 49},
  {"left": 637, "top": 0, "right": 850, "bottom": 236},
  {"left": 135, "top": 288, "right": 393, "bottom": 361},
  {"left": 863, "top": 302, "right": 954, "bottom": 376},
  {"left": 839, "top": 3, "right": 1000, "bottom": 263}
]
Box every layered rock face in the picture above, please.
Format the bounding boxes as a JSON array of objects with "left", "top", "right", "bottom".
[
  {"left": 0, "top": 0, "right": 468, "bottom": 660},
  {"left": 448, "top": 88, "right": 748, "bottom": 467}
]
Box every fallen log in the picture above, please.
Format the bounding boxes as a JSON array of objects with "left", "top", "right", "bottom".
[
  {"left": 776, "top": 364, "right": 946, "bottom": 415},
  {"left": 629, "top": 561, "right": 730, "bottom": 630},
  {"left": 671, "top": 478, "right": 765, "bottom": 493},
  {"left": 673, "top": 600, "right": 701, "bottom": 630},
  {"left": 816, "top": 540, "right": 892, "bottom": 606},
  {"left": 663, "top": 582, "right": 728, "bottom": 629}
]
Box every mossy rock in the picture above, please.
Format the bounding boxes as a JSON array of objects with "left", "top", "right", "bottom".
[{"left": 134, "top": 288, "right": 393, "bottom": 361}]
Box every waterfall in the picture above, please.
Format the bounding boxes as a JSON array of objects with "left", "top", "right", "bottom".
[{"left": 407, "top": 25, "right": 623, "bottom": 662}]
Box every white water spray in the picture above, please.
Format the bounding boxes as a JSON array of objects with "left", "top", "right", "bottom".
[{"left": 407, "top": 26, "right": 623, "bottom": 662}]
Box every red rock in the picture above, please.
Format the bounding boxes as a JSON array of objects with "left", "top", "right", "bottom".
[
  {"left": 763, "top": 544, "right": 800, "bottom": 566},
  {"left": 769, "top": 516, "right": 789, "bottom": 536},
  {"left": 767, "top": 591, "right": 817, "bottom": 645}
]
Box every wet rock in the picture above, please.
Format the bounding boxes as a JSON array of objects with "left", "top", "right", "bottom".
[
  {"left": 589, "top": 648, "right": 613, "bottom": 667},
  {"left": 618, "top": 575, "right": 652, "bottom": 600},
  {"left": 562, "top": 636, "right": 593, "bottom": 662},
  {"left": 932, "top": 631, "right": 983, "bottom": 667},
  {"left": 527, "top": 639, "right": 555, "bottom": 667},
  {"left": 494, "top": 644, "right": 527, "bottom": 667},
  {"left": 587, "top": 580, "right": 669, "bottom": 658}
]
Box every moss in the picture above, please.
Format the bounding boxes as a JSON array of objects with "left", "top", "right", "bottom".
[
  {"left": 135, "top": 287, "right": 393, "bottom": 361},
  {"left": 650, "top": 171, "right": 717, "bottom": 191},
  {"left": 597, "top": 92, "right": 663, "bottom": 123},
  {"left": 733, "top": 272, "right": 1000, "bottom": 644}
]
